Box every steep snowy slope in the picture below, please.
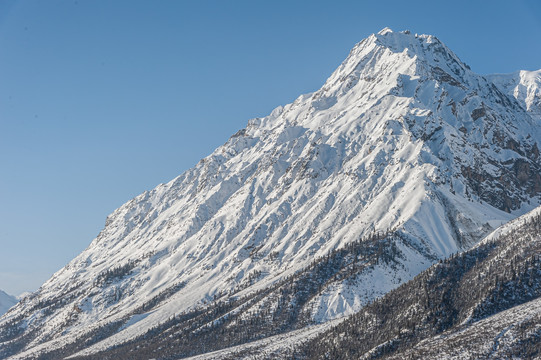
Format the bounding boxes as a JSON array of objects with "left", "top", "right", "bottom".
[
  {"left": 487, "top": 69, "right": 541, "bottom": 122},
  {"left": 0, "top": 291, "right": 17, "bottom": 317},
  {"left": 1, "top": 28, "right": 540, "bottom": 359},
  {"left": 295, "top": 205, "right": 541, "bottom": 359},
  {"left": 172, "top": 205, "right": 541, "bottom": 360}
]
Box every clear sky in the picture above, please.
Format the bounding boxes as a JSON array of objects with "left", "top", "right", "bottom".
[{"left": 1, "top": 0, "right": 540, "bottom": 296}]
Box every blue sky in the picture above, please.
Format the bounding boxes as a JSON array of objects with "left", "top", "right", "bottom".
[{"left": 1, "top": 0, "right": 540, "bottom": 296}]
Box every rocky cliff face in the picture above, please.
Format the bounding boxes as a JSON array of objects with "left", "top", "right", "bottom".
[{"left": 1, "top": 28, "right": 540, "bottom": 360}]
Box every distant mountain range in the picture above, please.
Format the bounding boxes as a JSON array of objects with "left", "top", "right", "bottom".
[
  {"left": 1, "top": 28, "right": 540, "bottom": 359},
  {"left": 0, "top": 291, "right": 17, "bottom": 317}
]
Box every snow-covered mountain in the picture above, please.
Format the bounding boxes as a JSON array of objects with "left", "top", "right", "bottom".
[
  {"left": 1, "top": 28, "right": 541, "bottom": 359},
  {"left": 0, "top": 291, "right": 17, "bottom": 317},
  {"left": 487, "top": 69, "right": 541, "bottom": 122}
]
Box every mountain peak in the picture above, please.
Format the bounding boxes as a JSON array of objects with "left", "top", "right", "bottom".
[
  {"left": 0, "top": 289, "right": 17, "bottom": 316},
  {"left": 377, "top": 26, "right": 394, "bottom": 35},
  {"left": 372, "top": 29, "right": 463, "bottom": 69},
  {"left": 319, "top": 28, "right": 471, "bottom": 98}
]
